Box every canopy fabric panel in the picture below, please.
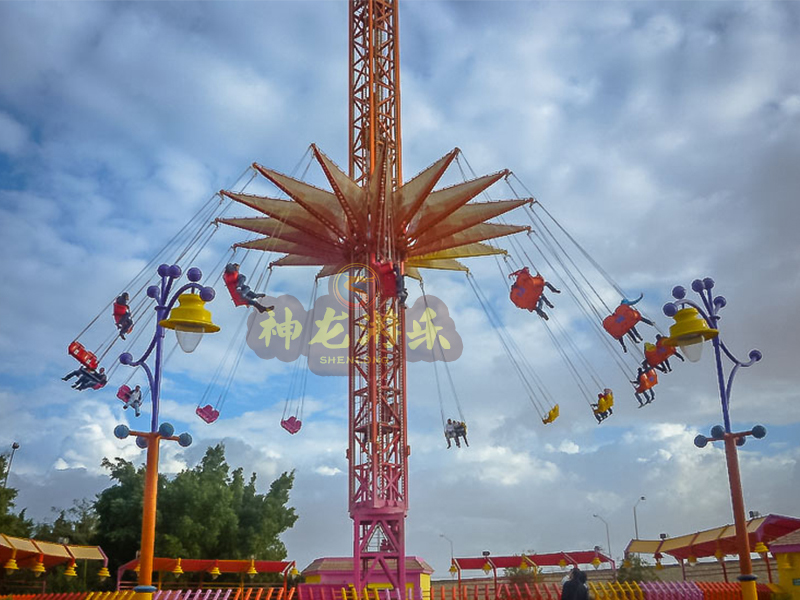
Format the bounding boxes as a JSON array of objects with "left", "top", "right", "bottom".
[
  {"left": 409, "top": 223, "right": 529, "bottom": 257},
  {"left": 118, "top": 557, "right": 294, "bottom": 575},
  {"left": 0, "top": 534, "right": 106, "bottom": 569},
  {"left": 221, "top": 148, "right": 525, "bottom": 273},
  {"left": 452, "top": 550, "right": 613, "bottom": 571},
  {"left": 624, "top": 514, "right": 800, "bottom": 560}
]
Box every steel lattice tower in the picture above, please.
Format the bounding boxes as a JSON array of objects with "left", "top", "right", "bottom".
[{"left": 220, "top": 0, "right": 529, "bottom": 594}]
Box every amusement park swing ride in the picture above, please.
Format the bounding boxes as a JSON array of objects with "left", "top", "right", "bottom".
[{"left": 63, "top": 0, "right": 686, "bottom": 593}]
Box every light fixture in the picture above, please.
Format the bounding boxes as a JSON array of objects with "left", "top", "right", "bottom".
[
  {"left": 4, "top": 557, "right": 19, "bottom": 576},
  {"left": 688, "top": 555, "right": 697, "bottom": 566},
  {"left": 591, "top": 557, "right": 601, "bottom": 570},
  {"left": 290, "top": 567, "right": 299, "bottom": 577},
  {"left": 247, "top": 559, "right": 258, "bottom": 579},
  {"left": 449, "top": 564, "right": 457, "bottom": 575},
  {"left": 714, "top": 549, "right": 725, "bottom": 562},
  {"left": 64, "top": 562, "right": 78, "bottom": 577},
  {"left": 159, "top": 293, "right": 220, "bottom": 353},
  {"left": 663, "top": 307, "right": 718, "bottom": 362},
  {"left": 172, "top": 558, "right": 184, "bottom": 577},
  {"left": 558, "top": 558, "right": 567, "bottom": 569},
  {"left": 754, "top": 542, "right": 769, "bottom": 555},
  {"left": 519, "top": 559, "right": 529, "bottom": 571},
  {"left": 208, "top": 565, "right": 221, "bottom": 580},
  {"left": 98, "top": 566, "right": 110, "bottom": 581},
  {"left": 481, "top": 562, "right": 491, "bottom": 574},
  {"left": 32, "top": 560, "right": 46, "bottom": 577}
]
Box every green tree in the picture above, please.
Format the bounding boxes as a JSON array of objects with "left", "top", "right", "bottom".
[
  {"left": 94, "top": 444, "right": 298, "bottom": 570},
  {"left": 615, "top": 555, "right": 660, "bottom": 583},
  {"left": 34, "top": 499, "right": 98, "bottom": 545},
  {"left": 0, "top": 453, "right": 33, "bottom": 537}
]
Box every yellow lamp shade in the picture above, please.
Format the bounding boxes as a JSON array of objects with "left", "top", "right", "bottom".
[
  {"left": 663, "top": 307, "right": 718, "bottom": 361},
  {"left": 290, "top": 567, "right": 299, "bottom": 577},
  {"left": 209, "top": 566, "right": 221, "bottom": 579},
  {"left": 160, "top": 293, "right": 220, "bottom": 348},
  {"left": 4, "top": 558, "right": 19, "bottom": 575},
  {"left": 247, "top": 560, "right": 258, "bottom": 578},
  {"left": 519, "top": 559, "right": 529, "bottom": 571},
  {"left": 688, "top": 555, "right": 697, "bottom": 566},
  {"left": 172, "top": 558, "right": 184, "bottom": 577},
  {"left": 98, "top": 566, "right": 111, "bottom": 580},
  {"left": 655, "top": 561, "right": 663, "bottom": 571},
  {"left": 482, "top": 562, "right": 491, "bottom": 573},
  {"left": 714, "top": 549, "right": 725, "bottom": 561},
  {"left": 449, "top": 564, "right": 457, "bottom": 574},
  {"left": 32, "top": 560, "right": 46, "bottom": 577},
  {"left": 754, "top": 542, "right": 769, "bottom": 554},
  {"left": 64, "top": 562, "right": 78, "bottom": 577},
  {"left": 623, "top": 560, "right": 631, "bottom": 569},
  {"left": 558, "top": 559, "right": 567, "bottom": 569},
  {"left": 591, "top": 557, "right": 601, "bottom": 569}
]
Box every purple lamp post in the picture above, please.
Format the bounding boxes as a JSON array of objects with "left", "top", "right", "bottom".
[
  {"left": 113, "top": 264, "right": 219, "bottom": 600},
  {"left": 662, "top": 278, "right": 764, "bottom": 600}
]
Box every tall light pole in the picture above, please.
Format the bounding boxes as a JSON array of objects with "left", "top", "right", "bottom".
[
  {"left": 113, "top": 264, "right": 219, "bottom": 600},
  {"left": 593, "top": 514, "right": 614, "bottom": 572},
  {"left": 2, "top": 442, "right": 20, "bottom": 489},
  {"left": 439, "top": 534, "right": 454, "bottom": 561},
  {"left": 633, "top": 496, "right": 646, "bottom": 539},
  {"left": 663, "top": 278, "right": 765, "bottom": 600}
]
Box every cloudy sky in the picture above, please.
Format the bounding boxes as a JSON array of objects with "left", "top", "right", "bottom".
[{"left": 1, "top": 0, "right": 799, "bottom": 580}]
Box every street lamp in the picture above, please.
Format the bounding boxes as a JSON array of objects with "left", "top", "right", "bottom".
[
  {"left": 633, "top": 496, "right": 646, "bottom": 539},
  {"left": 439, "top": 534, "right": 454, "bottom": 560},
  {"left": 592, "top": 514, "right": 614, "bottom": 572},
  {"left": 2, "top": 442, "right": 20, "bottom": 489},
  {"left": 114, "top": 264, "right": 219, "bottom": 600},
  {"left": 663, "top": 277, "right": 764, "bottom": 600}
]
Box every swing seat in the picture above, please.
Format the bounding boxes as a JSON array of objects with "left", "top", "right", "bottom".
[
  {"left": 68, "top": 341, "right": 99, "bottom": 370},
  {"left": 603, "top": 305, "right": 642, "bottom": 339},
  {"left": 196, "top": 404, "right": 220, "bottom": 424},
  {"left": 223, "top": 271, "right": 250, "bottom": 307},
  {"left": 374, "top": 260, "right": 397, "bottom": 298},
  {"left": 281, "top": 416, "right": 302, "bottom": 434},
  {"left": 542, "top": 404, "right": 560, "bottom": 424},
  {"left": 117, "top": 385, "right": 132, "bottom": 401},
  {"left": 634, "top": 370, "right": 659, "bottom": 393},
  {"left": 509, "top": 268, "right": 545, "bottom": 312}
]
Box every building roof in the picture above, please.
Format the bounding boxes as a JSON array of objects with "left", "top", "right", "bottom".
[
  {"left": 0, "top": 533, "right": 107, "bottom": 570},
  {"left": 625, "top": 514, "right": 800, "bottom": 560},
  {"left": 769, "top": 529, "right": 800, "bottom": 554},
  {"left": 452, "top": 551, "right": 613, "bottom": 572},
  {"left": 118, "top": 557, "right": 295, "bottom": 576},
  {"left": 303, "top": 557, "right": 433, "bottom": 575}
]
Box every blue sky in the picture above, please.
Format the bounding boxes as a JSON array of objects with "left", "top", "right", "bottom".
[{"left": 1, "top": 0, "right": 799, "bottom": 579}]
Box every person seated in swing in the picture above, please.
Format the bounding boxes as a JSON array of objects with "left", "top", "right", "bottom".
[
  {"left": 592, "top": 389, "right": 614, "bottom": 423},
  {"left": 533, "top": 275, "right": 561, "bottom": 321},
  {"left": 631, "top": 366, "right": 657, "bottom": 406},
  {"left": 223, "top": 263, "right": 274, "bottom": 313},
  {"left": 122, "top": 384, "right": 143, "bottom": 417},
  {"left": 113, "top": 292, "right": 134, "bottom": 340},
  {"left": 643, "top": 334, "right": 686, "bottom": 373},
  {"left": 64, "top": 366, "right": 107, "bottom": 390},
  {"left": 454, "top": 421, "right": 469, "bottom": 447},
  {"left": 444, "top": 418, "right": 458, "bottom": 449},
  {"left": 393, "top": 264, "right": 408, "bottom": 308}
]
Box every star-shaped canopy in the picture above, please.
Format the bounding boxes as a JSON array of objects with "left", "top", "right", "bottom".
[{"left": 219, "top": 145, "right": 530, "bottom": 279}]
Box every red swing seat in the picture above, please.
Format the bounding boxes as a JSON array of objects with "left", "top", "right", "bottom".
[
  {"left": 68, "top": 341, "right": 99, "bottom": 370},
  {"left": 223, "top": 271, "right": 249, "bottom": 307},
  {"left": 603, "top": 305, "right": 643, "bottom": 339},
  {"left": 196, "top": 404, "right": 220, "bottom": 424},
  {"left": 281, "top": 416, "right": 302, "bottom": 434},
  {"left": 509, "top": 268, "right": 545, "bottom": 312},
  {"left": 117, "top": 385, "right": 132, "bottom": 401}
]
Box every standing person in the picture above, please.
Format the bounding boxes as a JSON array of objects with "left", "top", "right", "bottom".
[{"left": 561, "top": 567, "right": 588, "bottom": 600}]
